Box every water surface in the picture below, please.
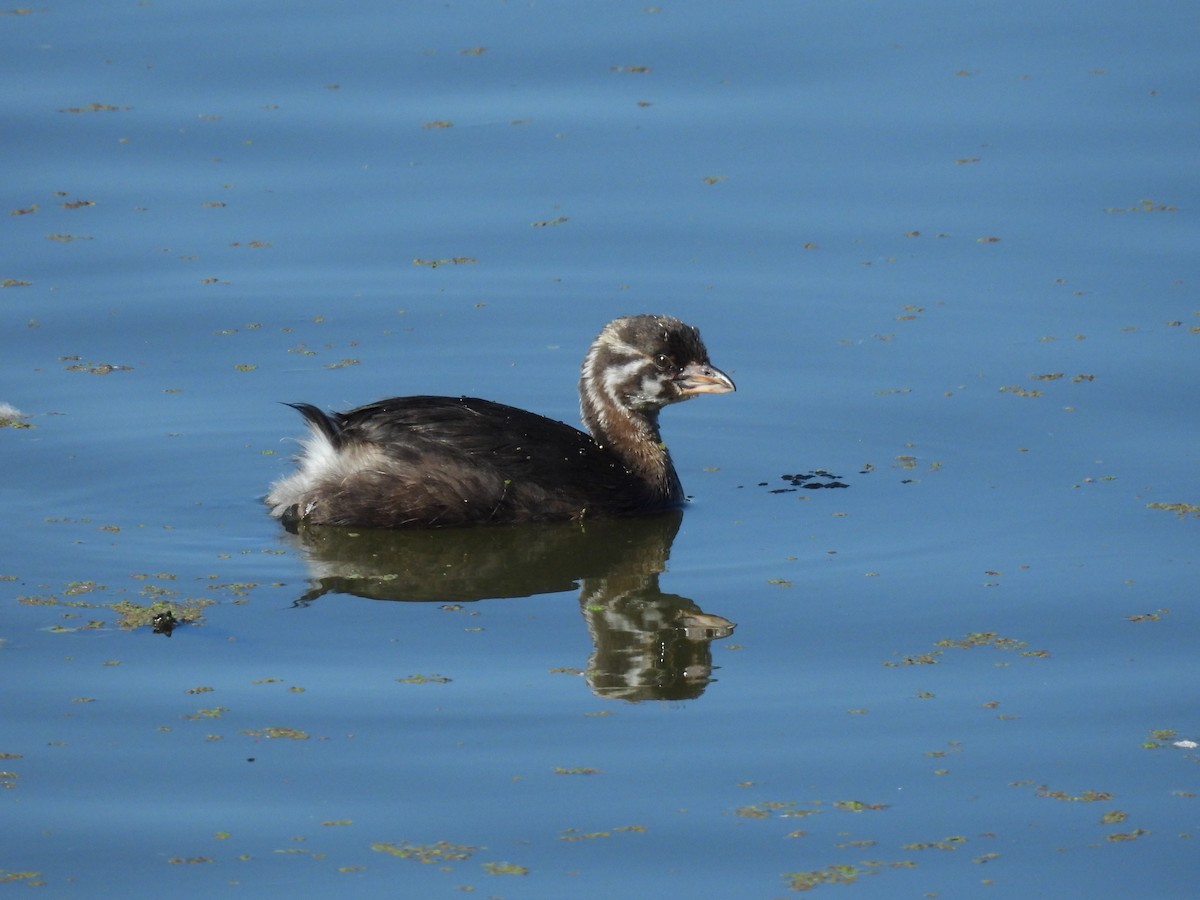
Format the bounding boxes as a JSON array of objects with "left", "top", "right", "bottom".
[{"left": 2, "top": 1, "right": 1198, "bottom": 897}]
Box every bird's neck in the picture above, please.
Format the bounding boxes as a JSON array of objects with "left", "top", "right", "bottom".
[{"left": 579, "top": 363, "right": 681, "bottom": 501}]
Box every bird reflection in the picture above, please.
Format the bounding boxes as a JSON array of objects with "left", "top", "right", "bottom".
[{"left": 282, "top": 511, "right": 734, "bottom": 701}]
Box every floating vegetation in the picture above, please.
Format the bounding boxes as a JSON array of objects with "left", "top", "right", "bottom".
[
  {"left": 782, "top": 860, "right": 914, "bottom": 892},
  {"left": 182, "top": 707, "right": 227, "bottom": 720},
  {"left": 49, "top": 621, "right": 106, "bottom": 634},
  {"left": 1146, "top": 501, "right": 1199, "bottom": 518},
  {"left": 59, "top": 103, "right": 130, "bottom": 113},
  {"left": 241, "top": 727, "right": 309, "bottom": 740},
  {"left": 18, "top": 594, "right": 58, "bottom": 606},
  {"left": 0, "top": 404, "right": 30, "bottom": 428},
  {"left": 833, "top": 799, "right": 890, "bottom": 812},
  {"left": 903, "top": 836, "right": 967, "bottom": 851},
  {"left": 412, "top": 256, "right": 477, "bottom": 267},
  {"left": 733, "top": 800, "right": 820, "bottom": 820},
  {"left": 1019, "top": 783, "right": 1113, "bottom": 803},
  {"left": 133, "top": 571, "right": 177, "bottom": 583},
  {"left": 937, "top": 632, "right": 1027, "bottom": 651},
  {"left": 783, "top": 864, "right": 863, "bottom": 891},
  {"left": 1046, "top": 792, "right": 1118, "bottom": 806},
  {"left": 887, "top": 651, "right": 940, "bottom": 666},
  {"left": 999, "top": 385, "right": 1043, "bottom": 398},
  {"left": 559, "top": 824, "right": 646, "bottom": 841},
  {"left": 1127, "top": 609, "right": 1169, "bottom": 622},
  {"left": 371, "top": 840, "right": 477, "bottom": 864},
  {"left": 274, "top": 847, "right": 325, "bottom": 859},
  {"left": 924, "top": 741, "right": 962, "bottom": 758},
  {"left": 112, "top": 599, "right": 210, "bottom": 631},
  {"left": 483, "top": 861, "right": 529, "bottom": 875},
  {"left": 68, "top": 580, "right": 103, "bottom": 595},
  {"left": 1103, "top": 198, "right": 1176, "bottom": 213},
  {"left": 1106, "top": 829, "right": 1149, "bottom": 842},
  {"left": 885, "top": 631, "right": 1049, "bottom": 667},
  {"left": 1140, "top": 728, "right": 1198, "bottom": 751},
  {"left": 395, "top": 673, "right": 451, "bottom": 684},
  {"left": 60, "top": 357, "right": 134, "bottom": 375}
]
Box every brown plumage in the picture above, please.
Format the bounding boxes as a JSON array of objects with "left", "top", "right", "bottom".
[{"left": 266, "top": 315, "right": 734, "bottom": 529}]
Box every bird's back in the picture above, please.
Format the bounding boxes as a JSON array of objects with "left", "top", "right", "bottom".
[{"left": 269, "top": 396, "right": 678, "bottom": 529}]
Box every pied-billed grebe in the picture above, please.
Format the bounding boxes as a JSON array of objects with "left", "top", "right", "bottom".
[{"left": 266, "top": 315, "right": 735, "bottom": 528}]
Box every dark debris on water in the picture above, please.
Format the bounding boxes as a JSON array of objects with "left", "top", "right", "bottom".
[{"left": 745, "top": 470, "right": 852, "bottom": 492}]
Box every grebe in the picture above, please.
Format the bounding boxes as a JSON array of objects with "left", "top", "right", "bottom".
[{"left": 267, "top": 315, "right": 734, "bottom": 528}]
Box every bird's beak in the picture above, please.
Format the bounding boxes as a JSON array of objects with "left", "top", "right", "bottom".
[{"left": 677, "top": 362, "right": 736, "bottom": 396}]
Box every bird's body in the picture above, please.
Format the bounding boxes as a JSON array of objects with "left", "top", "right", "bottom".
[{"left": 266, "top": 315, "right": 734, "bottom": 529}]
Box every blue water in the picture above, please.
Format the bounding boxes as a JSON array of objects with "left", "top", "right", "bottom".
[{"left": 3, "top": 1, "right": 1198, "bottom": 897}]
